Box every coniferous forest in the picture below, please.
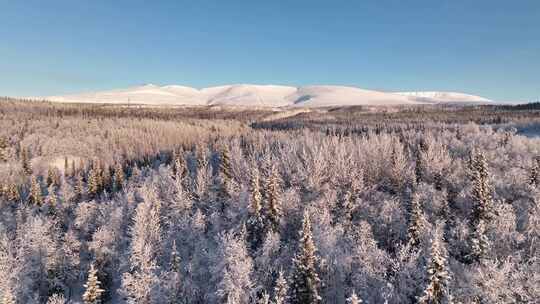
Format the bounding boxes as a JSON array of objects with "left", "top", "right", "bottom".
[{"left": 1, "top": 98, "right": 540, "bottom": 304}]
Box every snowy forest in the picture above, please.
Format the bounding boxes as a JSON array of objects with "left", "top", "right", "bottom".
[{"left": 0, "top": 98, "right": 540, "bottom": 304}]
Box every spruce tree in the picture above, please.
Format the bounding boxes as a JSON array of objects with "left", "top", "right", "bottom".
[
  {"left": 83, "top": 263, "right": 105, "bottom": 304},
  {"left": 0, "top": 137, "right": 7, "bottom": 162},
  {"left": 274, "top": 270, "right": 289, "bottom": 304},
  {"left": 75, "top": 173, "right": 85, "bottom": 200},
  {"left": 172, "top": 150, "right": 187, "bottom": 180},
  {"left": 113, "top": 163, "right": 125, "bottom": 192},
  {"left": 218, "top": 145, "right": 233, "bottom": 203},
  {"left": 6, "top": 183, "right": 20, "bottom": 202},
  {"left": 346, "top": 292, "right": 362, "bottom": 304},
  {"left": 415, "top": 147, "right": 424, "bottom": 184},
  {"left": 468, "top": 151, "right": 493, "bottom": 263},
  {"left": 264, "top": 163, "right": 282, "bottom": 232},
  {"left": 2, "top": 289, "right": 16, "bottom": 304},
  {"left": 408, "top": 193, "right": 427, "bottom": 247},
  {"left": 88, "top": 162, "right": 102, "bottom": 198},
  {"left": 418, "top": 224, "right": 452, "bottom": 304},
  {"left": 46, "top": 184, "right": 58, "bottom": 212},
  {"left": 64, "top": 157, "right": 69, "bottom": 177},
  {"left": 247, "top": 166, "right": 266, "bottom": 251},
  {"left": 29, "top": 175, "right": 43, "bottom": 206},
  {"left": 46, "top": 167, "right": 55, "bottom": 187},
  {"left": 290, "top": 212, "right": 322, "bottom": 304},
  {"left": 529, "top": 157, "right": 540, "bottom": 187},
  {"left": 21, "top": 147, "right": 32, "bottom": 175}
]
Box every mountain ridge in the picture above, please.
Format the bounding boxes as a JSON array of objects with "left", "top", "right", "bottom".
[{"left": 37, "top": 84, "right": 492, "bottom": 107}]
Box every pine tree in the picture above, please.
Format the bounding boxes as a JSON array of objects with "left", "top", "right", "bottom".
[
  {"left": 2, "top": 289, "right": 16, "bottom": 304},
  {"left": 74, "top": 173, "right": 85, "bottom": 200},
  {"left": 172, "top": 150, "right": 187, "bottom": 180},
  {"left": 468, "top": 151, "right": 493, "bottom": 263},
  {"left": 64, "top": 157, "right": 69, "bottom": 177},
  {"left": 46, "top": 184, "right": 58, "bottom": 212},
  {"left": 468, "top": 219, "right": 491, "bottom": 264},
  {"left": 21, "top": 147, "right": 32, "bottom": 175},
  {"left": 346, "top": 292, "right": 362, "bottom": 304},
  {"left": 88, "top": 162, "right": 103, "bottom": 198},
  {"left": 6, "top": 183, "right": 20, "bottom": 202},
  {"left": 418, "top": 224, "right": 452, "bottom": 304},
  {"left": 264, "top": 163, "right": 282, "bottom": 232},
  {"left": 29, "top": 175, "right": 43, "bottom": 206},
  {"left": 257, "top": 292, "right": 270, "bottom": 304},
  {"left": 415, "top": 147, "right": 424, "bottom": 184},
  {"left": 46, "top": 293, "right": 66, "bottom": 304},
  {"left": 290, "top": 212, "right": 322, "bottom": 304},
  {"left": 83, "top": 263, "right": 105, "bottom": 304},
  {"left": 247, "top": 166, "right": 266, "bottom": 251},
  {"left": 113, "top": 163, "right": 125, "bottom": 192},
  {"left": 0, "top": 137, "right": 7, "bottom": 162},
  {"left": 46, "top": 167, "right": 55, "bottom": 187},
  {"left": 408, "top": 193, "right": 427, "bottom": 247},
  {"left": 218, "top": 145, "right": 233, "bottom": 203},
  {"left": 529, "top": 157, "right": 540, "bottom": 187},
  {"left": 70, "top": 160, "right": 76, "bottom": 178},
  {"left": 274, "top": 270, "right": 289, "bottom": 304}
]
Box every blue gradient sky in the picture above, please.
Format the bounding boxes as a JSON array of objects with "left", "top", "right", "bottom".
[{"left": 1, "top": 0, "right": 538, "bottom": 101}]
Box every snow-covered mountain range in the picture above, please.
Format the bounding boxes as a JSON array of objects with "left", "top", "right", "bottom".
[{"left": 38, "top": 84, "right": 491, "bottom": 107}]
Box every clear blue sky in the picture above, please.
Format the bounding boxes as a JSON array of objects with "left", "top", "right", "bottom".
[{"left": 1, "top": 0, "right": 539, "bottom": 101}]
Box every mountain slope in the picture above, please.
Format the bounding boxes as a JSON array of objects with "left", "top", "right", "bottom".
[
  {"left": 395, "top": 91, "right": 490, "bottom": 104},
  {"left": 38, "top": 84, "right": 492, "bottom": 107}
]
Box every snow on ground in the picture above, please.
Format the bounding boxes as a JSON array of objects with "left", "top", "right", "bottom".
[
  {"left": 395, "top": 91, "right": 490, "bottom": 104},
  {"left": 37, "top": 84, "right": 492, "bottom": 107}
]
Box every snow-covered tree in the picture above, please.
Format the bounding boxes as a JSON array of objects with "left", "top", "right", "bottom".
[
  {"left": 273, "top": 270, "right": 289, "bottom": 304},
  {"left": 247, "top": 166, "right": 266, "bottom": 251},
  {"left": 264, "top": 162, "right": 282, "bottom": 232},
  {"left": 213, "top": 230, "right": 254, "bottom": 304},
  {"left": 408, "top": 193, "right": 428, "bottom": 247},
  {"left": 83, "top": 263, "right": 105, "bottom": 304},
  {"left": 418, "top": 223, "right": 452, "bottom": 304},
  {"left": 346, "top": 292, "right": 362, "bottom": 304},
  {"left": 290, "top": 212, "right": 322, "bottom": 304},
  {"left": 29, "top": 175, "right": 43, "bottom": 206}
]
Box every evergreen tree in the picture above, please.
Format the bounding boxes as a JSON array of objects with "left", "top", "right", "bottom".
[
  {"left": 418, "top": 224, "right": 452, "bottom": 304},
  {"left": 64, "top": 157, "right": 69, "bottom": 177},
  {"left": 264, "top": 163, "right": 282, "bottom": 232},
  {"left": 46, "top": 293, "right": 66, "bottom": 304},
  {"left": 408, "top": 193, "right": 427, "bottom": 247},
  {"left": 0, "top": 137, "right": 7, "bottom": 162},
  {"left": 468, "top": 151, "right": 493, "bottom": 263},
  {"left": 2, "top": 289, "right": 16, "bottom": 304},
  {"left": 83, "top": 263, "right": 105, "bottom": 304},
  {"left": 88, "top": 162, "right": 103, "bottom": 198},
  {"left": 346, "top": 292, "right": 362, "bottom": 304},
  {"left": 74, "top": 173, "right": 85, "bottom": 200},
  {"left": 247, "top": 166, "right": 266, "bottom": 251},
  {"left": 46, "top": 167, "right": 55, "bottom": 187},
  {"left": 46, "top": 184, "right": 58, "bottom": 213},
  {"left": 172, "top": 150, "right": 187, "bottom": 180},
  {"left": 468, "top": 219, "right": 491, "bottom": 264},
  {"left": 218, "top": 145, "right": 233, "bottom": 203},
  {"left": 29, "top": 175, "right": 43, "bottom": 206},
  {"left": 6, "top": 183, "right": 20, "bottom": 202},
  {"left": 529, "top": 157, "right": 540, "bottom": 187},
  {"left": 274, "top": 270, "right": 289, "bottom": 304},
  {"left": 290, "top": 212, "right": 322, "bottom": 304},
  {"left": 21, "top": 147, "right": 32, "bottom": 175},
  {"left": 257, "top": 292, "right": 270, "bottom": 304},
  {"left": 113, "top": 163, "right": 125, "bottom": 192},
  {"left": 415, "top": 147, "right": 424, "bottom": 184}
]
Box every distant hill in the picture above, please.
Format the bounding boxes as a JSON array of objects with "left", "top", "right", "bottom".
[{"left": 35, "top": 84, "right": 492, "bottom": 107}]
